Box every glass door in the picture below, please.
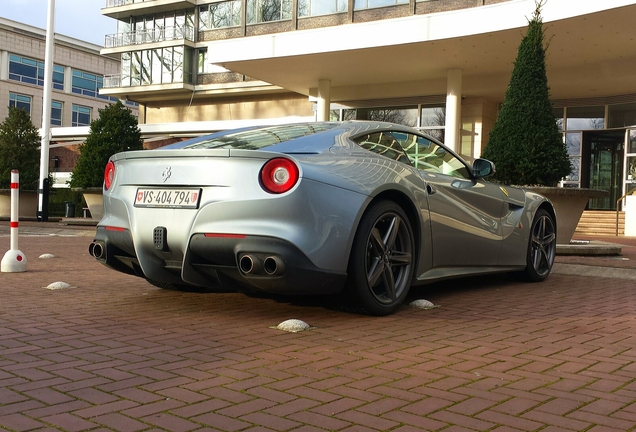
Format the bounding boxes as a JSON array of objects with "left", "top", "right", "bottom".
[
  {"left": 626, "top": 129, "right": 636, "bottom": 200},
  {"left": 587, "top": 131, "right": 625, "bottom": 210}
]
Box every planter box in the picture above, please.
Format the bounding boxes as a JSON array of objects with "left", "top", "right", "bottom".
[
  {"left": 73, "top": 187, "right": 103, "bottom": 221},
  {"left": 528, "top": 187, "right": 608, "bottom": 244},
  {"left": 0, "top": 190, "right": 38, "bottom": 219}
]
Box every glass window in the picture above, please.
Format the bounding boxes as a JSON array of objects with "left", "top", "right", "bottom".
[
  {"left": 51, "top": 101, "right": 63, "bottom": 126},
  {"left": 173, "top": 47, "right": 184, "bottom": 83},
  {"left": 9, "top": 93, "right": 32, "bottom": 115},
  {"left": 565, "top": 106, "right": 605, "bottom": 130},
  {"left": 299, "top": 0, "right": 347, "bottom": 17},
  {"left": 565, "top": 132, "right": 581, "bottom": 156},
  {"left": 121, "top": 52, "right": 132, "bottom": 87},
  {"left": 346, "top": 107, "right": 417, "bottom": 127},
  {"left": 627, "top": 156, "right": 636, "bottom": 183},
  {"left": 200, "top": 2, "right": 241, "bottom": 29},
  {"left": 630, "top": 129, "right": 636, "bottom": 154},
  {"left": 72, "top": 104, "right": 91, "bottom": 127},
  {"left": 564, "top": 157, "right": 581, "bottom": 182},
  {"left": 152, "top": 49, "right": 162, "bottom": 84},
  {"left": 420, "top": 106, "right": 445, "bottom": 142},
  {"left": 8, "top": 54, "right": 64, "bottom": 90},
  {"left": 132, "top": 52, "right": 142, "bottom": 86},
  {"left": 180, "top": 123, "right": 336, "bottom": 149},
  {"left": 141, "top": 50, "right": 152, "bottom": 85},
  {"left": 553, "top": 107, "right": 564, "bottom": 131},
  {"left": 391, "top": 132, "right": 471, "bottom": 179},
  {"left": 353, "top": 131, "right": 410, "bottom": 164},
  {"left": 609, "top": 102, "right": 636, "bottom": 128},
  {"left": 161, "top": 48, "right": 172, "bottom": 83},
  {"left": 247, "top": 0, "right": 292, "bottom": 23},
  {"left": 354, "top": 0, "right": 407, "bottom": 10},
  {"left": 72, "top": 70, "right": 98, "bottom": 97}
]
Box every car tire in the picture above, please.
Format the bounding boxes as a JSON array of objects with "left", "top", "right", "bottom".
[
  {"left": 344, "top": 200, "right": 415, "bottom": 316},
  {"left": 521, "top": 208, "right": 556, "bottom": 282}
]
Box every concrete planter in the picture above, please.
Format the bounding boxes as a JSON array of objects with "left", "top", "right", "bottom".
[
  {"left": 527, "top": 187, "right": 608, "bottom": 244},
  {"left": 0, "top": 190, "right": 38, "bottom": 219},
  {"left": 73, "top": 187, "right": 103, "bottom": 221}
]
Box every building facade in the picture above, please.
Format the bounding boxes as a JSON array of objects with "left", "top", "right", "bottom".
[
  {"left": 0, "top": 17, "right": 138, "bottom": 186},
  {"left": 93, "top": 0, "right": 634, "bottom": 210}
]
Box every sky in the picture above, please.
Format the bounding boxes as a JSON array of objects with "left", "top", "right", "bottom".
[{"left": 1, "top": 0, "right": 116, "bottom": 46}]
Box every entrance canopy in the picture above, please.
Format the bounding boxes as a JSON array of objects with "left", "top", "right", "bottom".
[{"left": 205, "top": 0, "right": 636, "bottom": 103}]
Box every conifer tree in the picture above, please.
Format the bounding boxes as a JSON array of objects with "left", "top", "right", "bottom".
[
  {"left": 483, "top": 1, "right": 571, "bottom": 186},
  {"left": 0, "top": 107, "right": 41, "bottom": 190},
  {"left": 70, "top": 101, "right": 143, "bottom": 188}
]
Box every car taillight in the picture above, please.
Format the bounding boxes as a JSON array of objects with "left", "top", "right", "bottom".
[
  {"left": 260, "top": 158, "right": 299, "bottom": 194},
  {"left": 104, "top": 161, "right": 115, "bottom": 190}
]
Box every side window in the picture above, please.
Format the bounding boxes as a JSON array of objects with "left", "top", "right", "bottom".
[
  {"left": 353, "top": 132, "right": 410, "bottom": 164},
  {"left": 395, "top": 132, "right": 471, "bottom": 179}
]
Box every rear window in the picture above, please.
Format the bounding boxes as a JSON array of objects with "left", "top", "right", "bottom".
[{"left": 182, "top": 123, "right": 337, "bottom": 150}]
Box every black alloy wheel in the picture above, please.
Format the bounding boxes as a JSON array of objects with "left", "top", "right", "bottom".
[
  {"left": 346, "top": 200, "right": 415, "bottom": 315},
  {"left": 523, "top": 208, "right": 556, "bottom": 281}
]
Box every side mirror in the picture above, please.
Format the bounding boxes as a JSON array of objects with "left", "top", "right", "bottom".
[{"left": 473, "top": 158, "right": 496, "bottom": 178}]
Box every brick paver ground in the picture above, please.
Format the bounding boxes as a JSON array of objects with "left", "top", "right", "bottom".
[{"left": 1, "top": 223, "right": 635, "bottom": 431}]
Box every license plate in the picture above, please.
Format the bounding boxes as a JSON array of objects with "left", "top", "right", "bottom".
[{"left": 134, "top": 188, "right": 201, "bottom": 208}]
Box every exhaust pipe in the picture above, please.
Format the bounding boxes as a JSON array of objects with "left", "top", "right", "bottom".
[
  {"left": 239, "top": 254, "right": 261, "bottom": 275},
  {"left": 88, "top": 242, "right": 105, "bottom": 260},
  {"left": 263, "top": 256, "right": 286, "bottom": 276}
]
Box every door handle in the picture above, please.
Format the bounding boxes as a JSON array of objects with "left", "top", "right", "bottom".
[{"left": 426, "top": 184, "right": 436, "bottom": 195}]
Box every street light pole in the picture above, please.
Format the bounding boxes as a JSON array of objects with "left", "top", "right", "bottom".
[{"left": 37, "top": 0, "right": 55, "bottom": 222}]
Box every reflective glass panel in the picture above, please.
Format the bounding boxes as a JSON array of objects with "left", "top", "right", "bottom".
[
  {"left": 609, "top": 102, "right": 636, "bottom": 128},
  {"left": 564, "top": 157, "right": 580, "bottom": 182},
  {"left": 354, "top": 0, "right": 407, "bottom": 10},
  {"left": 51, "top": 101, "right": 62, "bottom": 126},
  {"left": 566, "top": 106, "right": 605, "bottom": 130},
  {"left": 72, "top": 105, "right": 91, "bottom": 127},
  {"left": 627, "top": 156, "right": 636, "bottom": 183},
  {"left": 565, "top": 132, "right": 581, "bottom": 156},
  {"left": 553, "top": 107, "right": 564, "bottom": 131},
  {"left": 8, "top": 93, "right": 32, "bottom": 115}
]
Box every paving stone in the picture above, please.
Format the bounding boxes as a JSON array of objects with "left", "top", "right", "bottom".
[{"left": 1, "top": 228, "right": 635, "bottom": 432}]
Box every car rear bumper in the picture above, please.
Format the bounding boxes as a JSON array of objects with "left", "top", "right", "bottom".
[{"left": 91, "top": 226, "right": 347, "bottom": 295}]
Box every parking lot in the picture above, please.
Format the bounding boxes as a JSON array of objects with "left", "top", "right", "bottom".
[{"left": 1, "top": 223, "right": 635, "bottom": 431}]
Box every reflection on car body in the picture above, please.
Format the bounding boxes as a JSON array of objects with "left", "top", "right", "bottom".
[{"left": 89, "top": 121, "right": 557, "bottom": 315}]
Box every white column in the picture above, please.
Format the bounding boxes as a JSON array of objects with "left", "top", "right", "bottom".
[
  {"left": 445, "top": 69, "right": 462, "bottom": 153},
  {"left": 38, "top": 0, "right": 55, "bottom": 221},
  {"left": 317, "top": 79, "right": 331, "bottom": 122},
  {"left": 0, "top": 51, "right": 8, "bottom": 81},
  {"left": 64, "top": 66, "right": 73, "bottom": 93}
]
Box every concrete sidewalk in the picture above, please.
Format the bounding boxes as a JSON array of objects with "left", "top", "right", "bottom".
[{"left": 1, "top": 222, "right": 635, "bottom": 431}]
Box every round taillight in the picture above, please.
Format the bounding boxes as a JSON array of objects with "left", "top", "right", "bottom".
[
  {"left": 104, "top": 161, "right": 115, "bottom": 190},
  {"left": 260, "top": 158, "right": 299, "bottom": 194}
]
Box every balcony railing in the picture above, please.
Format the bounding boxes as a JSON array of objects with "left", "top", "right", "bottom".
[
  {"left": 103, "top": 75, "right": 122, "bottom": 89},
  {"left": 102, "top": 72, "right": 194, "bottom": 89},
  {"left": 105, "top": 25, "right": 195, "bottom": 48},
  {"left": 105, "top": 0, "right": 155, "bottom": 7}
]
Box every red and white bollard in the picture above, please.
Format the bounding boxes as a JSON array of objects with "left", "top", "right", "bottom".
[{"left": 1, "top": 170, "right": 27, "bottom": 272}]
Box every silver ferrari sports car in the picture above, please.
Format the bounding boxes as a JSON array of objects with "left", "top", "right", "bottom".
[{"left": 89, "top": 121, "right": 557, "bottom": 315}]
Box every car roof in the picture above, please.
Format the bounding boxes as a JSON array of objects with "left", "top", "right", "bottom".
[{"left": 160, "top": 121, "right": 433, "bottom": 153}]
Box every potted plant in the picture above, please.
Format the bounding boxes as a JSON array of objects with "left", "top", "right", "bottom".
[
  {"left": 0, "top": 107, "right": 42, "bottom": 218},
  {"left": 481, "top": 0, "right": 605, "bottom": 244},
  {"left": 69, "top": 101, "right": 143, "bottom": 220}
]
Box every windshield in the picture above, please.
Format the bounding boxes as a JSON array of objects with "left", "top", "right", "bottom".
[{"left": 181, "top": 123, "right": 338, "bottom": 150}]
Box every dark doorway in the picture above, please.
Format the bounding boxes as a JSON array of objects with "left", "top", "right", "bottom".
[{"left": 581, "top": 130, "right": 625, "bottom": 210}]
